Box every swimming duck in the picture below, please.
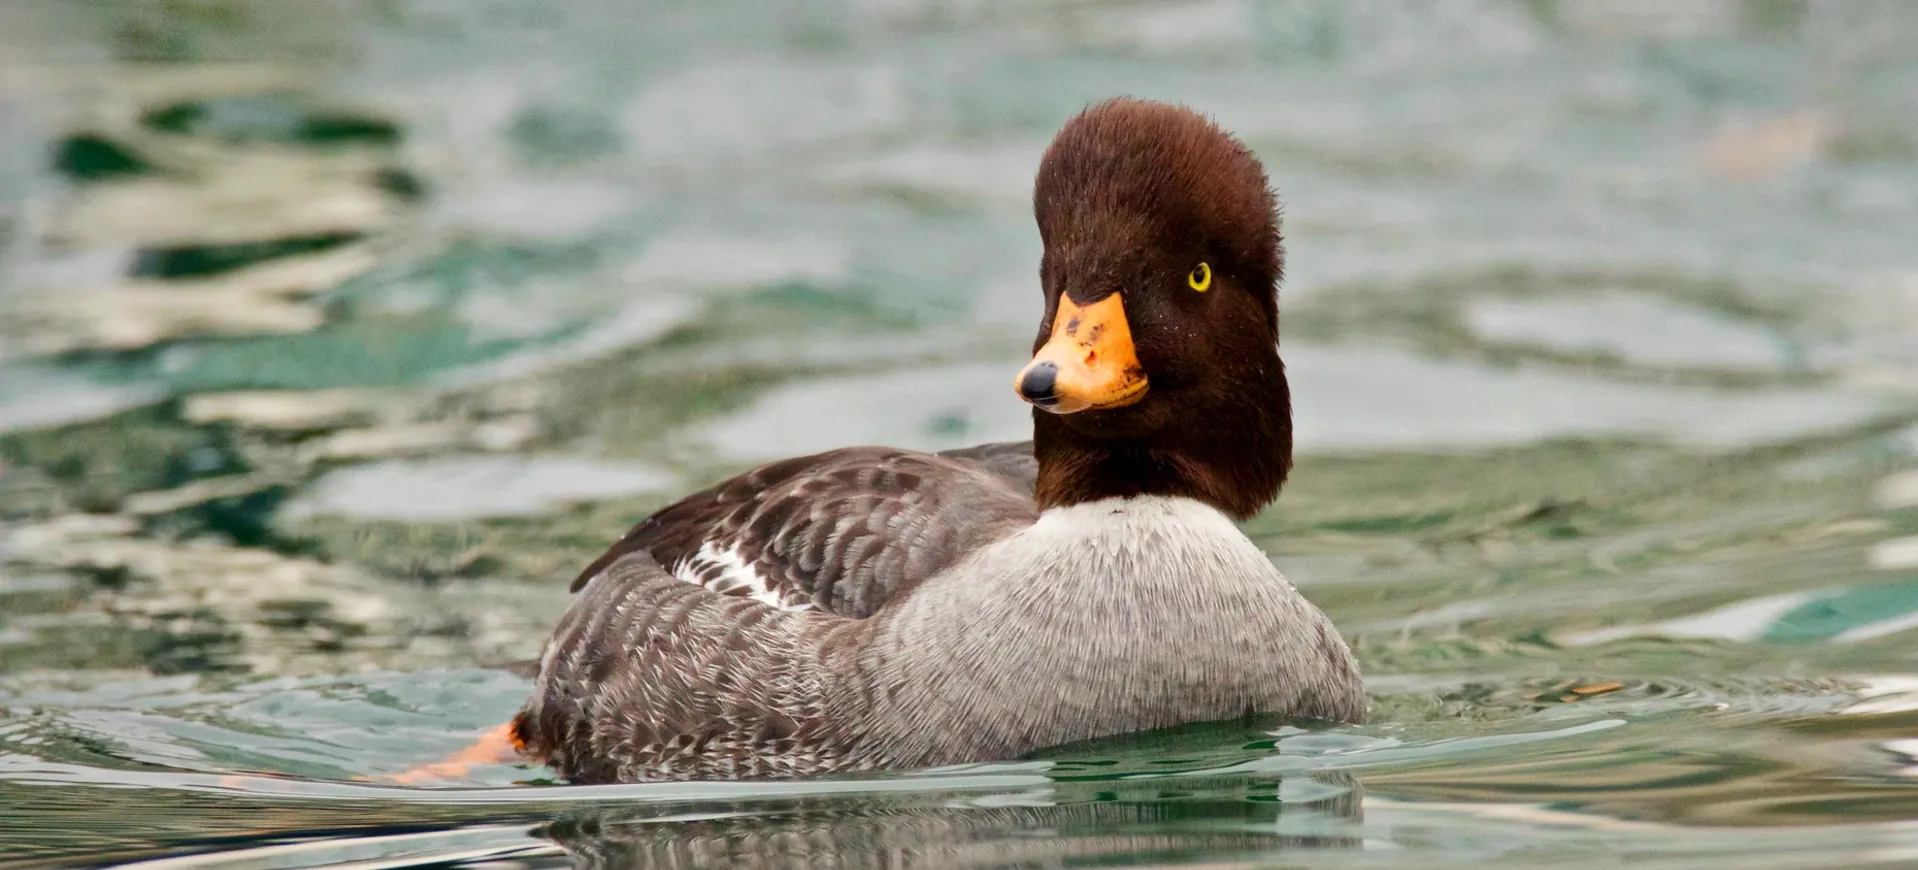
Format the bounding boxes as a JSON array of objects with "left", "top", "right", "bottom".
[{"left": 492, "top": 98, "right": 1364, "bottom": 785}]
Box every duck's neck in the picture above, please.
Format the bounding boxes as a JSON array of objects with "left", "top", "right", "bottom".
[{"left": 1029, "top": 392, "right": 1292, "bottom": 522}]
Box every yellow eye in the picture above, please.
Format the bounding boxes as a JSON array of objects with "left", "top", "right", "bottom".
[{"left": 1187, "top": 262, "right": 1212, "bottom": 292}]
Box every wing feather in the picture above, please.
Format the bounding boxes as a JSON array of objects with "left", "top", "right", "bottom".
[
  {"left": 569, "top": 441, "right": 1037, "bottom": 618},
  {"left": 520, "top": 441, "right": 1039, "bottom": 780}
]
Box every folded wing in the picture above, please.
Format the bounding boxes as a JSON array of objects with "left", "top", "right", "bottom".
[{"left": 571, "top": 441, "right": 1038, "bottom": 618}]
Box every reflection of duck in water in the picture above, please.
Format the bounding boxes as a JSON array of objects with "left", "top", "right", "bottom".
[
  {"left": 409, "top": 97, "right": 1364, "bottom": 786},
  {"left": 542, "top": 770, "right": 1364, "bottom": 869}
]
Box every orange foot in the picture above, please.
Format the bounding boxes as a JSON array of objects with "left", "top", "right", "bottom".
[
  {"left": 377, "top": 722, "right": 526, "bottom": 786},
  {"left": 213, "top": 770, "right": 296, "bottom": 791}
]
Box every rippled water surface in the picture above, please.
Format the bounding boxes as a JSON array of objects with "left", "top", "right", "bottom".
[{"left": 4, "top": 1, "right": 1918, "bottom": 867}]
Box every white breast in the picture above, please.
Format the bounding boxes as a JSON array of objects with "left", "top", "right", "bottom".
[{"left": 865, "top": 495, "right": 1353, "bottom": 767}]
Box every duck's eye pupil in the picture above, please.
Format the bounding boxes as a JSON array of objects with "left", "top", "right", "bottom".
[{"left": 1188, "top": 262, "right": 1212, "bottom": 292}]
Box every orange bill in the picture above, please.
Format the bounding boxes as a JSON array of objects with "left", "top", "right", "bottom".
[{"left": 1013, "top": 293, "right": 1149, "bottom": 414}]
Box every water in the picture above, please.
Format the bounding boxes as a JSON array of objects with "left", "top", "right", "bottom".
[{"left": 3, "top": 0, "right": 1918, "bottom": 866}]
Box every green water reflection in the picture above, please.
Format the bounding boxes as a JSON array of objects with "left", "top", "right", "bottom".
[{"left": 3, "top": 0, "right": 1918, "bottom": 867}]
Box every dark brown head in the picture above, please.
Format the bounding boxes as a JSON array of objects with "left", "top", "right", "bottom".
[{"left": 1014, "top": 97, "right": 1290, "bottom": 520}]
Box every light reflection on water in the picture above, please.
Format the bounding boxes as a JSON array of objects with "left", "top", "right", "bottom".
[{"left": 3, "top": 0, "right": 1918, "bottom": 867}]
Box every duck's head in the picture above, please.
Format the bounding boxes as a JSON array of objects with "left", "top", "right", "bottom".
[{"left": 1016, "top": 98, "right": 1290, "bottom": 520}]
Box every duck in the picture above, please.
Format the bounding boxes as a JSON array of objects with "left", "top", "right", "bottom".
[{"left": 410, "top": 97, "right": 1365, "bottom": 786}]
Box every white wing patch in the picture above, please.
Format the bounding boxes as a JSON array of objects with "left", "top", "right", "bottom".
[{"left": 672, "top": 541, "right": 813, "bottom": 611}]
